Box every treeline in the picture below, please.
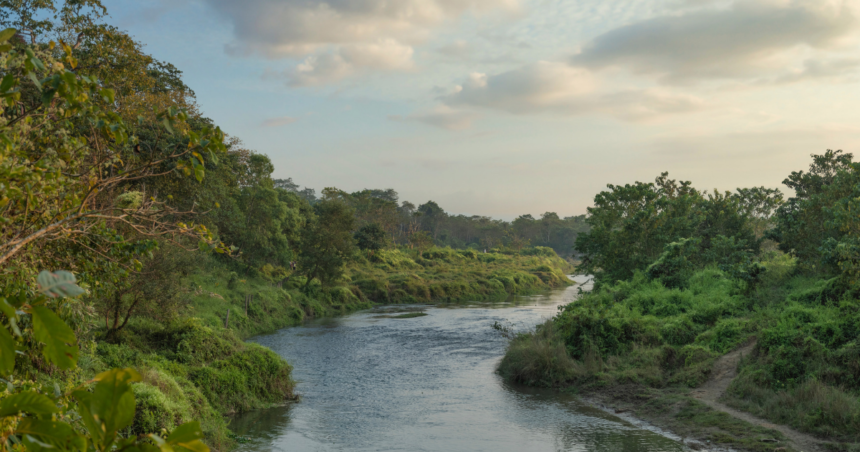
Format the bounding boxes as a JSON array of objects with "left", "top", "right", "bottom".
[
  {"left": 501, "top": 151, "right": 860, "bottom": 449},
  {"left": 274, "top": 179, "right": 590, "bottom": 257}
]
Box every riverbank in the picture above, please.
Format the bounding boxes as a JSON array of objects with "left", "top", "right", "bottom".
[
  {"left": 499, "top": 254, "right": 860, "bottom": 452},
  {"left": 83, "top": 246, "right": 571, "bottom": 449}
]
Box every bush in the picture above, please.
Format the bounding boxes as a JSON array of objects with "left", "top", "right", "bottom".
[{"left": 498, "top": 320, "right": 584, "bottom": 386}]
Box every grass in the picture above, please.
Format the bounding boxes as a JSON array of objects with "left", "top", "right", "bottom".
[
  {"left": 500, "top": 251, "right": 860, "bottom": 448},
  {"left": 348, "top": 246, "right": 572, "bottom": 304}
]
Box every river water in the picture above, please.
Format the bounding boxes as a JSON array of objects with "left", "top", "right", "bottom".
[{"left": 229, "top": 276, "right": 689, "bottom": 452}]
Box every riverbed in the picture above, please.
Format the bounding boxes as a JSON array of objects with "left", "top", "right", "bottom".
[{"left": 229, "top": 276, "right": 689, "bottom": 451}]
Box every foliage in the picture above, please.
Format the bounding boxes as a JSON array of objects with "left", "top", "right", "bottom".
[
  {"left": 0, "top": 270, "right": 209, "bottom": 451},
  {"left": 298, "top": 199, "right": 356, "bottom": 288},
  {"left": 354, "top": 223, "right": 388, "bottom": 253},
  {"left": 575, "top": 172, "right": 767, "bottom": 287}
]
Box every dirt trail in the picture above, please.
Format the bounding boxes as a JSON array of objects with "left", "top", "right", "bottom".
[{"left": 690, "top": 342, "right": 826, "bottom": 452}]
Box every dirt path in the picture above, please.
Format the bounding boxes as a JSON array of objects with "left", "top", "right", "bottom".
[{"left": 690, "top": 342, "right": 826, "bottom": 452}]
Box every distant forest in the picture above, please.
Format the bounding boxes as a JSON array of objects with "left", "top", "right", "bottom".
[{"left": 274, "top": 178, "right": 589, "bottom": 257}]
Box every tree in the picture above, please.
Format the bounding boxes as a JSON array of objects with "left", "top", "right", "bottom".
[
  {"left": 769, "top": 150, "right": 855, "bottom": 269},
  {"left": 575, "top": 172, "right": 758, "bottom": 286},
  {"left": 298, "top": 199, "right": 356, "bottom": 288},
  {"left": 409, "top": 231, "right": 433, "bottom": 252},
  {"left": 417, "top": 201, "right": 447, "bottom": 240},
  {"left": 355, "top": 223, "right": 388, "bottom": 254},
  {"left": 98, "top": 244, "right": 194, "bottom": 341},
  {"left": 0, "top": 28, "right": 227, "bottom": 274}
]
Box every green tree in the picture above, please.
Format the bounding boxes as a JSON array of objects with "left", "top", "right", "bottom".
[
  {"left": 298, "top": 199, "right": 356, "bottom": 288},
  {"left": 417, "top": 201, "right": 447, "bottom": 240},
  {"left": 355, "top": 223, "right": 388, "bottom": 254}
]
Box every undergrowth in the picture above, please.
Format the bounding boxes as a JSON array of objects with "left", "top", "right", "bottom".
[{"left": 501, "top": 251, "right": 860, "bottom": 444}]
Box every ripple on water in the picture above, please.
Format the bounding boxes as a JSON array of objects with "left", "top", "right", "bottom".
[{"left": 230, "top": 276, "right": 689, "bottom": 452}]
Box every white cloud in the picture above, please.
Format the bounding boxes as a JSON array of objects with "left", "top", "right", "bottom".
[
  {"left": 571, "top": 0, "right": 860, "bottom": 82},
  {"left": 442, "top": 61, "right": 704, "bottom": 119},
  {"left": 393, "top": 105, "right": 480, "bottom": 130},
  {"left": 445, "top": 62, "right": 596, "bottom": 113},
  {"left": 204, "top": 0, "right": 519, "bottom": 84},
  {"left": 288, "top": 39, "right": 415, "bottom": 86},
  {"left": 261, "top": 116, "right": 298, "bottom": 127}
]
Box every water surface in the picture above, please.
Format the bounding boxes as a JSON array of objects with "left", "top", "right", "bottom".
[{"left": 230, "top": 276, "right": 688, "bottom": 451}]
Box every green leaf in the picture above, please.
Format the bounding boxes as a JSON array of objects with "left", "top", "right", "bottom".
[
  {"left": 0, "top": 44, "right": 10, "bottom": 53},
  {"left": 30, "top": 57, "right": 45, "bottom": 71},
  {"left": 76, "top": 368, "right": 141, "bottom": 449},
  {"left": 0, "top": 324, "right": 15, "bottom": 375},
  {"left": 166, "top": 421, "right": 205, "bottom": 444},
  {"left": 26, "top": 72, "right": 42, "bottom": 91},
  {"left": 0, "top": 75, "right": 12, "bottom": 94},
  {"left": 36, "top": 270, "right": 85, "bottom": 298},
  {"left": 194, "top": 164, "right": 205, "bottom": 183},
  {"left": 31, "top": 306, "right": 79, "bottom": 370},
  {"left": 0, "top": 298, "right": 17, "bottom": 320},
  {"left": 0, "top": 391, "right": 58, "bottom": 417},
  {"left": 17, "top": 418, "right": 86, "bottom": 452},
  {"left": 0, "top": 28, "right": 15, "bottom": 43},
  {"left": 72, "top": 390, "right": 103, "bottom": 446}
]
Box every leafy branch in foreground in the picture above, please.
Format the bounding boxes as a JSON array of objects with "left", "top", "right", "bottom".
[{"left": 0, "top": 271, "right": 208, "bottom": 451}]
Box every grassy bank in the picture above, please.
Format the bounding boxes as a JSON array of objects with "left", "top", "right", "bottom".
[
  {"left": 69, "top": 245, "right": 570, "bottom": 449},
  {"left": 499, "top": 252, "right": 860, "bottom": 451}
]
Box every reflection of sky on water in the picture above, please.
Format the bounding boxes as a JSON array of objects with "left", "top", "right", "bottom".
[{"left": 230, "top": 277, "right": 687, "bottom": 452}]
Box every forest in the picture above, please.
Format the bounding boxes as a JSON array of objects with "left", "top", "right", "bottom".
[
  {"left": 0, "top": 1, "right": 576, "bottom": 450},
  {"left": 500, "top": 152, "right": 860, "bottom": 451}
]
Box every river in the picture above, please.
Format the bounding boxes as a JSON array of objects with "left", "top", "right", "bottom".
[{"left": 229, "top": 276, "right": 689, "bottom": 451}]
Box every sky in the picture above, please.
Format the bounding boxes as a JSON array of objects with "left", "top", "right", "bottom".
[{"left": 102, "top": 0, "right": 860, "bottom": 219}]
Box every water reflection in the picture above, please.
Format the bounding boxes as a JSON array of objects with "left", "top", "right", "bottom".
[{"left": 229, "top": 276, "right": 687, "bottom": 451}]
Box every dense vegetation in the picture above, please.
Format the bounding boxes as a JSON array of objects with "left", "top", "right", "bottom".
[
  {"left": 0, "top": 1, "right": 574, "bottom": 450},
  {"left": 500, "top": 152, "right": 860, "bottom": 448}
]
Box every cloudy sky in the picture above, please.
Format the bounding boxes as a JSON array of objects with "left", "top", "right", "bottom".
[{"left": 104, "top": 0, "right": 860, "bottom": 219}]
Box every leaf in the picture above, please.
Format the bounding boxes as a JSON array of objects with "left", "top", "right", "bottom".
[
  {"left": 163, "top": 422, "right": 210, "bottom": 452},
  {"left": 166, "top": 422, "right": 205, "bottom": 444},
  {"left": 75, "top": 368, "right": 141, "bottom": 449},
  {"left": 16, "top": 418, "right": 86, "bottom": 452},
  {"left": 0, "top": 298, "right": 16, "bottom": 321},
  {"left": 0, "top": 325, "right": 15, "bottom": 375},
  {"left": 0, "top": 28, "right": 15, "bottom": 43},
  {"left": 31, "top": 306, "right": 79, "bottom": 370},
  {"left": 0, "top": 74, "right": 15, "bottom": 93},
  {"left": 194, "top": 165, "right": 204, "bottom": 183},
  {"left": 36, "top": 270, "right": 85, "bottom": 298},
  {"left": 72, "top": 390, "right": 102, "bottom": 446},
  {"left": 27, "top": 71, "right": 42, "bottom": 90},
  {"left": 0, "top": 391, "right": 58, "bottom": 417}
]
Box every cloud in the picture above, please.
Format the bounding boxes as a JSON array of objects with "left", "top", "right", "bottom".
[
  {"left": 445, "top": 62, "right": 596, "bottom": 113},
  {"left": 204, "top": 0, "right": 518, "bottom": 83},
  {"left": 572, "top": 0, "right": 860, "bottom": 82},
  {"left": 288, "top": 39, "right": 415, "bottom": 86},
  {"left": 261, "top": 116, "right": 298, "bottom": 127},
  {"left": 437, "top": 40, "right": 472, "bottom": 58},
  {"left": 392, "top": 105, "right": 479, "bottom": 130},
  {"left": 442, "top": 61, "right": 704, "bottom": 120}
]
